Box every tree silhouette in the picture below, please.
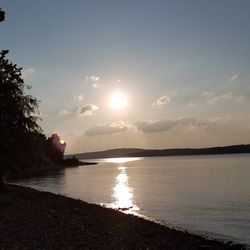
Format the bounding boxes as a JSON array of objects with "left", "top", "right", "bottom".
[
  {"left": 0, "top": 8, "right": 5, "bottom": 22},
  {"left": 47, "top": 134, "right": 66, "bottom": 162},
  {"left": 0, "top": 50, "right": 41, "bottom": 190},
  {"left": 0, "top": 9, "right": 70, "bottom": 190}
]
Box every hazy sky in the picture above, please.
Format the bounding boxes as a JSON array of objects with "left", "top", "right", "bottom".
[{"left": 1, "top": 1, "right": 250, "bottom": 153}]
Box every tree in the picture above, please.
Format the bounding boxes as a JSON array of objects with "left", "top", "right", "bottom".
[
  {"left": 0, "top": 10, "right": 68, "bottom": 190},
  {"left": 46, "top": 134, "right": 66, "bottom": 162},
  {"left": 0, "top": 50, "right": 41, "bottom": 190},
  {"left": 0, "top": 8, "right": 5, "bottom": 22}
]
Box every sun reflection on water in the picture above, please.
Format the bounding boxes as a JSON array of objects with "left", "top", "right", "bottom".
[
  {"left": 103, "top": 157, "right": 142, "bottom": 164},
  {"left": 110, "top": 163, "right": 139, "bottom": 214}
]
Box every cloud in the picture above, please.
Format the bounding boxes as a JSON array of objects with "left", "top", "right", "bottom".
[
  {"left": 208, "top": 116, "right": 231, "bottom": 124},
  {"left": 152, "top": 95, "right": 170, "bottom": 108},
  {"left": 222, "top": 74, "right": 240, "bottom": 89},
  {"left": 22, "top": 68, "right": 35, "bottom": 78},
  {"left": 73, "top": 94, "right": 84, "bottom": 100},
  {"left": 230, "top": 74, "right": 238, "bottom": 81},
  {"left": 77, "top": 103, "right": 99, "bottom": 116},
  {"left": 84, "top": 116, "right": 231, "bottom": 137},
  {"left": 85, "top": 121, "right": 132, "bottom": 136},
  {"left": 85, "top": 75, "right": 102, "bottom": 88},
  {"left": 58, "top": 103, "right": 98, "bottom": 118},
  {"left": 78, "top": 94, "right": 84, "bottom": 100},
  {"left": 58, "top": 109, "right": 70, "bottom": 116},
  {"left": 187, "top": 90, "right": 247, "bottom": 108},
  {"left": 202, "top": 91, "right": 214, "bottom": 97},
  {"left": 135, "top": 117, "right": 206, "bottom": 133},
  {"left": 204, "top": 92, "right": 245, "bottom": 105}
]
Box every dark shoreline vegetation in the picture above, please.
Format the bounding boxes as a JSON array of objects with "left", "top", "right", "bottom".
[
  {"left": 73, "top": 144, "right": 250, "bottom": 160},
  {"left": 5, "top": 158, "right": 97, "bottom": 182},
  {"left": 0, "top": 184, "right": 246, "bottom": 250}
]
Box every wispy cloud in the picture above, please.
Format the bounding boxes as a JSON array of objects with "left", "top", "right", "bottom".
[
  {"left": 230, "top": 74, "right": 238, "bottom": 81},
  {"left": 85, "top": 121, "right": 132, "bottom": 136},
  {"left": 204, "top": 92, "right": 245, "bottom": 105},
  {"left": 22, "top": 67, "right": 35, "bottom": 79},
  {"left": 202, "top": 91, "right": 214, "bottom": 97},
  {"left": 188, "top": 90, "right": 246, "bottom": 108},
  {"left": 77, "top": 103, "right": 99, "bottom": 116},
  {"left": 58, "top": 103, "right": 98, "bottom": 118},
  {"left": 222, "top": 74, "right": 240, "bottom": 89},
  {"left": 58, "top": 109, "right": 70, "bottom": 116},
  {"left": 84, "top": 115, "right": 232, "bottom": 137},
  {"left": 152, "top": 95, "right": 170, "bottom": 108},
  {"left": 85, "top": 75, "right": 102, "bottom": 88},
  {"left": 208, "top": 116, "right": 231, "bottom": 124},
  {"left": 135, "top": 117, "right": 206, "bottom": 133},
  {"left": 74, "top": 94, "right": 84, "bottom": 101}
]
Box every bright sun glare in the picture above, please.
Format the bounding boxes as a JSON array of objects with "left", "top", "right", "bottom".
[
  {"left": 59, "top": 139, "right": 65, "bottom": 144},
  {"left": 109, "top": 92, "right": 127, "bottom": 110}
]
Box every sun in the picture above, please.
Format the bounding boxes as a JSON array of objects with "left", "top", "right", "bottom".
[
  {"left": 109, "top": 92, "right": 128, "bottom": 110},
  {"left": 59, "top": 139, "right": 65, "bottom": 144}
]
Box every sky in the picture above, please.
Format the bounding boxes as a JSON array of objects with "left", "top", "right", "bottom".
[{"left": 1, "top": 0, "right": 250, "bottom": 154}]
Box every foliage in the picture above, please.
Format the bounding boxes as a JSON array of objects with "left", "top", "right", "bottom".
[
  {"left": 0, "top": 12, "right": 68, "bottom": 189},
  {"left": 46, "top": 134, "right": 66, "bottom": 162},
  {"left": 0, "top": 8, "right": 4, "bottom": 22},
  {"left": 0, "top": 50, "right": 43, "bottom": 185},
  {"left": 0, "top": 51, "right": 69, "bottom": 186},
  {"left": 0, "top": 50, "right": 41, "bottom": 133}
]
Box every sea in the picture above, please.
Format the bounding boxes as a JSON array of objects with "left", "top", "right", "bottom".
[{"left": 13, "top": 154, "right": 250, "bottom": 247}]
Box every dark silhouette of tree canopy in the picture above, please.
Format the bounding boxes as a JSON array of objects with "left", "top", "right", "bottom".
[
  {"left": 0, "top": 8, "right": 5, "bottom": 22},
  {"left": 0, "top": 10, "right": 74, "bottom": 192},
  {"left": 0, "top": 50, "right": 41, "bottom": 133},
  {"left": 47, "top": 134, "right": 66, "bottom": 162},
  {"left": 0, "top": 50, "right": 42, "bottom": 190}
]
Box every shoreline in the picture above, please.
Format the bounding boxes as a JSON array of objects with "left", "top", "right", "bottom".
[
  {"left": 0, "top": 184, "right": 246, "bottom": 250},
  {"left": 5, "top": 161, "right": 97, "bottom": 182}
]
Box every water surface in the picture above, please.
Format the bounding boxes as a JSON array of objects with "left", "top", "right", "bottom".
[{"left": 14, "top": 154, "right": 250, "bottom": 247}]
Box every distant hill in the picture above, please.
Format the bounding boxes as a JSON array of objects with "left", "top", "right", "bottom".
[
  {"left": 70, "top": 144, "right": 250, "bottom": 160},
  {"left": 72, "top": 148, "right": 146, "bottom": 159}
]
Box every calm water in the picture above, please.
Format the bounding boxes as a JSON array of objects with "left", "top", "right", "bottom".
[{"left": 14, "top": 154, "right": 250, "bottom": 247}]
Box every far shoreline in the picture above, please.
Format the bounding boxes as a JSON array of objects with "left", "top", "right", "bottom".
[{"left": 72, "top": 144, "right": 250, "bottom": 160}]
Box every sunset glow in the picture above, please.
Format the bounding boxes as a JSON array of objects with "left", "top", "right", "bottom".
[
  {"left": 3, "top": 1, "right": 250, "bottom": 154},
  {"left": 108, "top": 92, "right": 127, "bottom": 110}
]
